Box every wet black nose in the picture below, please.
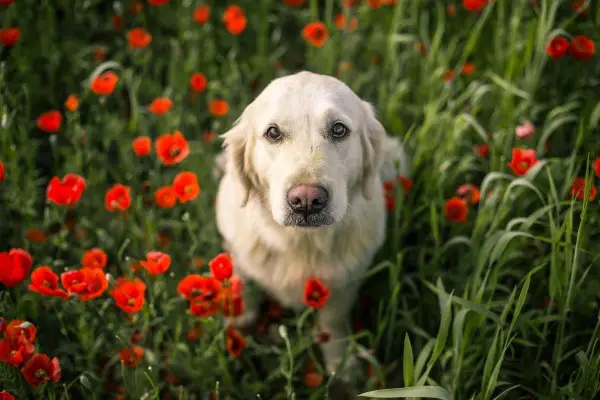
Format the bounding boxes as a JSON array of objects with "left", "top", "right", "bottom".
[{"left": 287, "top": 184, "right": 329, "bottom": 217}]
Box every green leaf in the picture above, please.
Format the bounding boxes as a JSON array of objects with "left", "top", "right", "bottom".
[
  {"left": 359, "top": 386, "right": 452, "bottom": 399},
  {"left": 403, "top": 333, "right": 414, "bottom": 387}
]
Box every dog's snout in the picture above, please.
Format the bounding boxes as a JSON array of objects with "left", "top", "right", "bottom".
[{"left": 287, "top": 184, "right": 329, "bottom": 218}]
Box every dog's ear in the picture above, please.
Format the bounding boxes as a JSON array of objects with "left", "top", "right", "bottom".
[
  {"left": 220, "top": 112, "right": 259, "bottom": 207},
  {"left": 360, "top": 101, "right": 386, "bottom": 199}
]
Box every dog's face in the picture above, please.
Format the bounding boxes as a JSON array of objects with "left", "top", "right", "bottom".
[{"left": 222, "top": 72, "right": 385, "bottom": 228}]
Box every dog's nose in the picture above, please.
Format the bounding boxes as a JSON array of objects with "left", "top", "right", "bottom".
[{"left": 287, "top": 184, "right": 329, "bottom": 217}]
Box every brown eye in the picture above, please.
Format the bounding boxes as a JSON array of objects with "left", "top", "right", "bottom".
[
  {"left": 332, "top": 123, "right": 348, "bottom": 138},
  {"left": 265, "top": 126, "right": 283, "bottom": 142}
]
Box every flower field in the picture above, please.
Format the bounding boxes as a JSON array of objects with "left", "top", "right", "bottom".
[{"left": 1, "top": 0, "right": 600, "bottom": 399}]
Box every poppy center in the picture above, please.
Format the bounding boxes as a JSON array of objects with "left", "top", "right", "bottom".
[
  {"left": 9, "top": 350, "right": 18, "bottom": 358},
  {"left": 170, "top": 147, "right": 181, "bottom": 158},
  {"left": 518, "top": 161, "right": 529, "bottom": 170},
  {"left": 184, "top": 185, "right": 194, "bottom": 194},
  {"left": 127, "top": 298, "right": 136, "bottom": 306},
  {"left": 35, "top": 369, "right": 48, "bottom": 379},
  {"left": 311, "top": 291, "right": 321, "bottom": 300},
  {"left": 191, "top": 288, "right": 201, "bottom": 297},
  {"left": 313, "top": 29, "right": 325, "bottom": 40},
  {"left": 43, "top": 280, "right": 52, "bottom": 288}
]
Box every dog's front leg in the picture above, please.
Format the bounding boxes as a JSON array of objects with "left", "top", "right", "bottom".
[{"left": 317, "top": 283, "right": 361, "bottom": 381}]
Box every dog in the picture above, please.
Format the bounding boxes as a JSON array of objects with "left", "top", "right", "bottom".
[{"left": 214, "top": 71, "right": 409, "bottom": 387}]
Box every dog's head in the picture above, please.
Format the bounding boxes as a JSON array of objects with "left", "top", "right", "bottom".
[{"left": 222, "top": 71, "right": 386, "bottom": 228}]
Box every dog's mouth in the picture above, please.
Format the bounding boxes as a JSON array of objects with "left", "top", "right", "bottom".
[{"left": 282, "top": 210, "right": 336, "bottom": 228}]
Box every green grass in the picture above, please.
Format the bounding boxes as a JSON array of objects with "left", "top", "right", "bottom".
[{"left": 1, "top": 0, "right": 599, "bottom": 399}]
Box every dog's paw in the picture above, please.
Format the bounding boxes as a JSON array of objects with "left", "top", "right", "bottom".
[
  {"left": 327, "top": 379, "right": 359, "bottom": 400},
  {"left": 326, "top": 354, "right": 363, "bottom": 387}
]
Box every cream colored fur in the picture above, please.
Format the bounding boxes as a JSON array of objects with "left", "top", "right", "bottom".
[{"left": 214, "top": 71, "right": 409, "bottom": 380}]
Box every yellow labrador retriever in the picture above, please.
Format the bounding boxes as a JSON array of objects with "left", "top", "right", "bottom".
[{"left": 215, "top": 71, "right": 409, "bottom": 381}]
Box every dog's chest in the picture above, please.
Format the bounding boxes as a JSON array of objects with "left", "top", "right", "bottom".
[{"left": 236, "top": 227, "right": 376, "bottom": 309}]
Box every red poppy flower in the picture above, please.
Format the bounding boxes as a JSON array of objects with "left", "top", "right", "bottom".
[
  {"left": 177, "top": 274, "right": 222, "bottom": 302},
  {"left": 463, "top": 0, "right": 488, "bottom": 12},
  {"left": 572, "top": 0, "right": 590, "bottom": 16},
  {"left": 209, "top": 253, "right": 233, "bottom": 281},
  {"left": 111, "top": 277, "right": 146, "bottom": 313},
  {"left": 225, "top": 326, "right": 246, "bottom": 358},
  {"left": 5, "top": 320, "right": 37, "bottom": 344},
  {"left": 570, "top": 35, "right": 595, "bottom": 60},
  {"left": 119, "top": 345, "right": 144, "bottom": 367},
  {"left": 78, "top": 268, "right": 108, "bottom": 301},
  {"left": 28, "top": 266, "right": 68, "bottom": 299},
  {"left": 334, "top": 14, "right": 358, "bottom": 32},
  {"left": 90, "top": 71, "right": 119, "bottom": 95},
  {"left": 64, "top": 94, "right": 79, "bottom": 112},
  {"left": 193, "top": 5, "right": 211, "bottom": 24},
  {"left": 570, "top": 177, "right": 597, "bottom": 201},
  {"left": 20, "top": 353, "right": 61, "bottom": 388},
  {"left": 0, "top": 28, "right": 20, "bottom": 46},
  {"left": 132, "top": 136, "right": 152, "bottom": 156},
  {"left": 128, "top": 28, "right": 152, "bottom": 49},
  {"left": 221, "top": 291, "right": 245, "bottom": 317},
  {"left": 46, "top": 174, "right": 86, "bottom": 206},
  {"left": 148, "top": 0, "right": 169, "bottom": 5},
  {"left": 230, "top": 275, "right": 243, "bottom": 298},
  {"left": 36, "top": 110, "right": 62, "bottom": 132},
  {"left": 0, "top": 338, "right": 34, "bottom": 367},
  {"left": 173, "top": 171, "right": 201, "bottom": 203},
  {"left": 190, "top": 72, "right": 207, "bottom": 92},
  {"left": 189, "top": 300, "right": 219, "bottom": 317},
  {"left": 546, "top": 37, "right": 569, "bottom": 59},
  {"left": 105, "top": 184, "right": 132, "bottom": 212},
  {"left": 443, "top": 69, "right": 455, "bottom": 82},
  {"left": 140, "top": 251, "right": 171, "bottom": 275},
  {"left": 0, "top": 391, "right": 16, "bottom": 400},
  {"left": 304, "top": 362, "right": 323, "bottom": 387},
  {"left": 0, "top": 249, "right": 33, "bottom": 288},
  {"left": 0, "top": 317, "right": 6, "bottom": 335},
  {"left": 0, "top": 160, "right": 4, "bottom": 183},
  {"left": 155, "top": 186, "right": 177, "bottom": 208},
  {"left": 457, "top": 184, "right": 481, "bottom": 205},
  {"left": 209, "top": 99, "right": 229, "bottom": 117},
  {"left": 594, "top": 156, "right": 600, "bottom": 178},
  {"left": 60, "top": 270, "right": 87, "bottom": 295},
  {"left": 148, "top": 97, "right": 173, "bottom": 115},
  {"left": 303, "top": 278, "right": 330, "bottom": 309},
  {"left": 0, "top": 0, "right": 15, "bottom": 6},
  {"left": 461, "top": 62, "right": 475, "bottom": 75},
  {"left": 473, "top": 142, "right": 489, "bottom": 158},
  {"left": 112, "top": 14, "right": 123, "bottom": 30},
  {"left": 155, "top": 130, "right": 190, "bottom": 166},
  {"left": 447, "top": 3, "right": 457, "bottom": 16},
  {"left": 93, "top": 46, "right": 106, "bottom": 62},
  {"left": 302, "top": 21, "right": 328, "bottom": 48},
  {"left": 223, "top": 5, "right": 247, "bottom": 35},
  {"left": 314, "top": 331, "right": 331, "bottom": 344},
  {"left": 203, "top": 131, "right": 215, "bottom": 142},
  {"left": 284, "top": 0, "right": 305, "bottom": 5},
  {"left": 507, "top": 148, "right": 539, "bottom": 176},
  {"left": 80, "top": 248, "right": 107, "bottom": 270},
  {"left": 444, "top": 197, "right": 468, "bottom": 222}
]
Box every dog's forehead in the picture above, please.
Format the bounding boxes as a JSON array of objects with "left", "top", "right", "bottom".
[{"left": 253, "top": 72, "right": 363, "bottom": 122}]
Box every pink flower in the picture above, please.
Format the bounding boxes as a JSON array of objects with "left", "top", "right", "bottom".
[{"left": 515, "top": 121, "right": 535, "bottom": 139}]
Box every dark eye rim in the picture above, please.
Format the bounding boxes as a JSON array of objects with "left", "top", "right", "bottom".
[
  {"left": 264, "top": 125, "right": 283, "bottom": 142},
  {"left": 331, "top": 122, "right": 349, "bottom": 138}
]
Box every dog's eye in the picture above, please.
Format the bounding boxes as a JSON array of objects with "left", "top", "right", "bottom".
[
  {"left": 265, "top": 126, "right": 283, "bottom": 142},
  {"left": 331, "top": 123, "right": 348, "bottom": 139}
]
